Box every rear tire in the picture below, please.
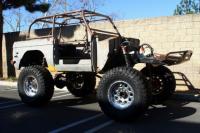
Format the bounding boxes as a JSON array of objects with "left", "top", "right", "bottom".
[
  {"left": 97, "top": 67, "right": 149, "bottom": 122},
  {"left": 66, "top": 73, "right": 96, "bottom": 97},
  {"left": 141, "top": 65, "right": 176, "bottom": 104},
  {"left": 18, "top": 66, "right": 54, "bottom": 106}
]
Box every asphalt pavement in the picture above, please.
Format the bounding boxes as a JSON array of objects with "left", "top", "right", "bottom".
[{"left": 0, "top": 85, "right": 200, "bottom": 133}]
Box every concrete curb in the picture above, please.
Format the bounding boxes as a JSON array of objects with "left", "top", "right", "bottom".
[
  {"left": 0, "top": 80, "right": 67, "bottom": 91},
  {"left": 0, "top": 81, "right": 17, "bottom": 87}
]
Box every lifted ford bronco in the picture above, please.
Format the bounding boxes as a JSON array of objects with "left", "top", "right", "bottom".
[{"left": 13, "top": 10, "right": 192, "bottom": 121}]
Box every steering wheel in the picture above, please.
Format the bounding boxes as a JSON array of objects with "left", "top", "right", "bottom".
[{"left": 139, "top": 43, "right": 154, "bottom": 57}]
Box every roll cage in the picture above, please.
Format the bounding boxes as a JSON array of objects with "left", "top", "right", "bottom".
[{"left": 27, "top": 10, "right": 122, "bottom": 39}]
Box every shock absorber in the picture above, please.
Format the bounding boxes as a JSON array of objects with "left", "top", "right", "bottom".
[{"left": 121, "top": 43, "right": 131, "bottom": 67}]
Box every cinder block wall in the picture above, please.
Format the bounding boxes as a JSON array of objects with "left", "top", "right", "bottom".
[
  {"left": 114, "top": 15, "right": 200, "bottom": 90},
  {"left": 2, "top": 14, "right": 200, "bottom": 89}
]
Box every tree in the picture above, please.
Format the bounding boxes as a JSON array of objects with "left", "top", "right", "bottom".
[
  {"left": 174, "top": 0, "right": 200, "bottom": 15},
  {"left": 0, "top": 1, "right": 50, "bottom": 77}
]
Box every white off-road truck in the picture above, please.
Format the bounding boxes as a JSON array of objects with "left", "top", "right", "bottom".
[{"left": 12, "top": 10, "right": 192, "bottom": 121}]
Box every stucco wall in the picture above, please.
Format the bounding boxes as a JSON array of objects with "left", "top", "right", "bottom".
[{"left": 2, "top": 14, "right": 200, "bottom": 89}]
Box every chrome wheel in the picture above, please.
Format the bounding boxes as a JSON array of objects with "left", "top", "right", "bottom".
[
  {"left": 24, "top": 76, "right": 38, "bottom": 97},
  {"left": 108, "top": 81, "right": 134, "bottom": 110}
]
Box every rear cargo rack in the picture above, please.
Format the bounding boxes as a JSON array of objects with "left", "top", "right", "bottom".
[{"left": 163, "top": 50, "right": 193, "bottom": 65}]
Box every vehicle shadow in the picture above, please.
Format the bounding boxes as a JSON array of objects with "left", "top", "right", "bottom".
[
  {"left": 0, "top": 86, "right": 200, "bottom": 133},
  {"left": 96, "top": 72, "right": 200, "bottom": 133},
  {"left": 0, "top": 96, "right": 19, "bottom": 103},
  {"left": 47, "top": 92, "right": 200, "bottom": 133},
  {"left": 49, "top": 94, "right": 97, "bottom": 107},
  {"left": 0, "top": 96, "right": 101, "bottom": 133},
  {"left": 101, "top": 98, "right": 199, "bottom": 133}
]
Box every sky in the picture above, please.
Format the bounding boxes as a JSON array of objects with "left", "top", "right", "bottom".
[
  {"left": 100, "top": 0, "right": 181, "bottom": 19},
  {"left": 4, "top": 0, "right": 181, "bottom": 32}
]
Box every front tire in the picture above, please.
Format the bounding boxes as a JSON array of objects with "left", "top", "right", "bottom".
[
  {"left": 97, "top": 67, "right": 149, "bottom": 122},
  {"left": 141, "top": 65, "right": 176, "bottom": 104},
  {"left": 18, "top": 66, "right": 54, "bottom": 106}
]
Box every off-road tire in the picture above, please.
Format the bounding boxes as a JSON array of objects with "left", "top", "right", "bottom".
[
  {"left": 18, "top": 65, "right": 54, "bottom": 106},
  {"left": 67, "top": 73, "right": 96, "bottom": 97},
  {"left": 97, "top": 67, "right": 149, "bottom": 122},
  {"left": 141, "top": 65, "right": 176, "bottom": 104}
]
